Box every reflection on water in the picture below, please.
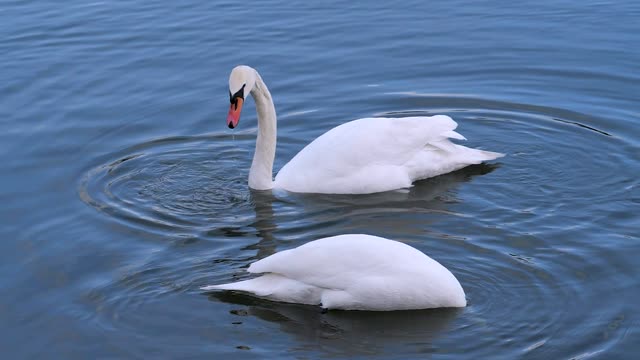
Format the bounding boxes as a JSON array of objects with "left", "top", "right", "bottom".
[
  {"left": 212, "top": 291, "right": 461, "bottom": 356},
  {"left": 244, "top": 190, "right": 278, "bottom": 259}
]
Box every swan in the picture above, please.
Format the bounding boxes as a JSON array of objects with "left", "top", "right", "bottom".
[
  {"left": 201, "top": 234, "right": 466, "bottom": 311},
  {"left": 226, "top": 65, "right": 504, "bottom": 194}
]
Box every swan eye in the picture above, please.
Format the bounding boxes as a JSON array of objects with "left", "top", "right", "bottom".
[{"left": 229, "top": 84, "right": 246, "bottom": 103}]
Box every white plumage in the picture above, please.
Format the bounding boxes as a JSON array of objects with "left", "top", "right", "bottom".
[
  {"left": 275, "top": 115, "right": 503, "bottom": 194},
  {"left": 226, "top": 65, "right": 504, "bottom": 194},
  {"left": 202, "top": 234, "right": 466, "bottom": 311}
]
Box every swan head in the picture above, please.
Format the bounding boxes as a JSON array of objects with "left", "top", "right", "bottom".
[{"left": 227, "top": 65, "right": 257, "bottom": 129}]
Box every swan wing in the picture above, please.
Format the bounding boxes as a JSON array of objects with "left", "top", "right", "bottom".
[
  {"left": 247, "top": 234, "right": 438, "bottom": 291},
  {"left": 203, "top": 234, "right": 467, "bottom": 310},
  {"left": 274, "top": 116, "right": 501, "bottom": 193}
]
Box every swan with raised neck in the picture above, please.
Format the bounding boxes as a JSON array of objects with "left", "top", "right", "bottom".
[
  {"left": 225, "top": 65, "right": 505, "bottom": 194},
  {"left": 228, "top": 65, "right": 276, "bottom": 190}
]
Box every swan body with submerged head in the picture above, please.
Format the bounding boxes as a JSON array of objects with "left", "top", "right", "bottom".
[
  {"left": 202, "top": 234, "right": 466, "bottom": 311},
  {"left": 227, "top": 65, "right": 503, "bottom": 194}
]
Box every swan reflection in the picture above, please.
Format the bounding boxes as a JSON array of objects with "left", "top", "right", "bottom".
[{"left": 211, "top": 291, "right": 461, "bottom": 356}]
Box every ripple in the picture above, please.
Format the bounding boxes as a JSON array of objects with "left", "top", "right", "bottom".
[
  {"left": 75, "top": 95, "right": 636, "bottom": 358},
  {"left": 378, "top": 92, "right": 614, "bottom": 136},
  {"left": 79, "top": 133, "right": 257, "bottom": 236},
  {"left": 448, "top": 238, "right": 569, "bottom": 357}
]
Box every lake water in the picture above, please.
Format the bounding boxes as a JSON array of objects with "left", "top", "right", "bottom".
[{"left": 1, "top": 1, "right": 638, "bottom": 358}]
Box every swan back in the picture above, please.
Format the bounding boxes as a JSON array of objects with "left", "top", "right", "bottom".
[
  {"left": 205, "top": 234, "right": 466, "bottom": 310},
  {"left": 274, "top": 116, "right": 503, "bottom": 194}
]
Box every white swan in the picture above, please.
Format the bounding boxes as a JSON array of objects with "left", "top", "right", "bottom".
[
  {"left": 226, "top": 65, "right": 504, "bottom": 194},
  {"left": 201, "top": 234, "right": 466, "bottom": 311}
]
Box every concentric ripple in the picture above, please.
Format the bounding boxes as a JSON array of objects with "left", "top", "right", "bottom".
[
  {"left": 76, "top": 95, "right": 636, "bottom": 358},
  {"left": 79, "top": 133, "right": 258, "bottom": 236}
]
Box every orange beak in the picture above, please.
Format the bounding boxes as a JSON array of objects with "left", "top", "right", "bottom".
[{"left": 227, "top": 97, "right": 243, "bottom": 129}]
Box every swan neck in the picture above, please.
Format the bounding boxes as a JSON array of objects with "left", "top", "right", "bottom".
[{"left": 249, "top": 71, "right": 276, "bottom": 190}]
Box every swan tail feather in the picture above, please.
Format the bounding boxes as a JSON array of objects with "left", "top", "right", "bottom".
[
  {"left": 201, "top": 274, "right": 323, "bottom": 305},
  {"left": 201, "top": 277, "right": 273, "bottom": 296},
  {"left": 442, "top": 130, "right": 466, "bottom": 141},
  {"left": 465, "top": 148, "right": 505, "bottom": 163},
  {"left": 428, "top": 130, "right": 467, "bottom": 153}
]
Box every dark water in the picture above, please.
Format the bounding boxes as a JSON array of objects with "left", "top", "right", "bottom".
[{"left": 1, "top": 1, "right": 639, "bottom": 358}]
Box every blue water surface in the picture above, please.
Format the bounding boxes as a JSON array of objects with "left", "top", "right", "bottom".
[{"left": 1, "top": 1, "right": 638, "bottom": 358}]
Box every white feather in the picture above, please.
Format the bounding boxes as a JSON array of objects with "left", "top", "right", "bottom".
[
  {"left": 227, "top": 66, "right": 504, "bottom": 194},
  {"left": 202, "top": 234, "right": 466, "bottom": 311},
  {"left": 275, "top": 116, "right": 503, "bottom": 193}
]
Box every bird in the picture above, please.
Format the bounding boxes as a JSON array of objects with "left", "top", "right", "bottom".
[
  {"left": 201, "top": 234, "right": 466, "bottom": 311},
  {"left": 225, "top": 65, "right": 504, "bottom": 194}
]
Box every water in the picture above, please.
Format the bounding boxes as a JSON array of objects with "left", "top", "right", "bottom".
[{"left": 1, "top": 0, "right": 638, "bottom": 358}]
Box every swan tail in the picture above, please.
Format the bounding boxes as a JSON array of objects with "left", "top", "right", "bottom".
[
  {"left": 201, "top": 276, "right": 274, "bottom": 296},
  {"left": 201, "top": 274, "right": 323, "bottom": 305},
  {"left": 463, "top": 147, "right": 505, "bottom": 163},
  {"left": 442, "top": 130, "right": 466, "bottom": 141},
  {"left": 428, "top": 129, "right": 467, "bottom": 152}
]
